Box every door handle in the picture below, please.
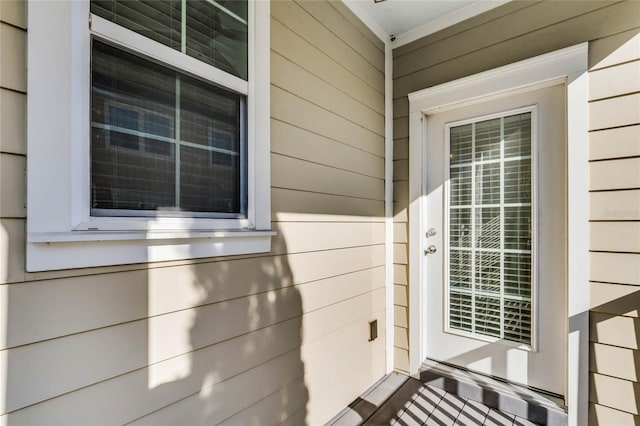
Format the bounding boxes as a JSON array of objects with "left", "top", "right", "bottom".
[{"left": 424, "top": 245, "right": 437, "bottom": 255}]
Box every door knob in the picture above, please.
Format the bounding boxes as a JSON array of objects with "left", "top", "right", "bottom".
[
  {"left": 424, "top": 245, "right": 437, "bottom": 255},
  {"left": 426, "top": 228, "right": 436, "bottom": 238}
]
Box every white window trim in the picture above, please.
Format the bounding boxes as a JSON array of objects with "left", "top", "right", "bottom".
[
  {"left": 26, "top": 0, "right": 272, "bottom": 271},
  {"left": 407, "top": 43, "right": 588, "bottom": 425}
]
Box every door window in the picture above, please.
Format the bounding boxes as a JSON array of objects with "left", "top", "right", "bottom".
[{"left": 446, "top": 110, "right": 534, "bottom": 345}]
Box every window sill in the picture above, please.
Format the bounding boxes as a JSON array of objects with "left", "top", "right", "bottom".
[{"left": 26, "top": 229, "right": 275, "bottom": 272}]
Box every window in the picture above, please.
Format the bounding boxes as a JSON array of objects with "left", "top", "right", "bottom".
[
  {"left": 26, "top": 0, "right": 271, "bottom": 271},
  {"left": 91, "top": 39, "right": 246, "bottom": 217},
  {"left": 445, "top": 109, "right": 534, "bottom": 345}
]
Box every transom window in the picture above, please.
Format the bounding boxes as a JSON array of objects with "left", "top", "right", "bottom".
[{"left": 446, "top": 110, "right": 535, "bottom": 345}]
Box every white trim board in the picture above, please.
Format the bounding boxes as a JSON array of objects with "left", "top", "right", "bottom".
[
  {"left": 384, "top": 41, "right": 395, "bottom": 374},
  {"left": 407, "top": 43, "right": 589, "bottom": 425}
]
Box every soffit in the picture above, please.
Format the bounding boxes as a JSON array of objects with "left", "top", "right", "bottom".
[{"left": 342, "top": 0, "right": 509, "bottom": 47}]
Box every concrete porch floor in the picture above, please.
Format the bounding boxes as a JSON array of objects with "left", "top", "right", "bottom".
[{"left": 327, "top": 361, "right": 567, "bottom": 425}]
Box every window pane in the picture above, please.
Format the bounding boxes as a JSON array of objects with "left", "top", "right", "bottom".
[
  {"left": 91, "top": 0, "right": 248, "bottom": 80},
  {"left": 504, "top": 158, "right": 532, "bottom": 203},
  {"left": 450, "top": 166, "right": 471, "bottom": 206},
  {"left": 450, "top": 208, "right": 471, "bottom": 248},
  {"left": 450, "top": 250, "right": 471, "bottom": 290},
  {"left": 474, "top": 296, "right": 501, "bottom": 338},
  {"left": 91, "top": 1, "right": 182, "bottom": 50},
  {"left": 476, "top": 207, "right": 500, "bottom": 249},
  {"left": 475, "top": 162, "right": 500, "bottom": 205},
  {"left": 504, "top": 113, "right": 531, "bottom": 158},
  {"left": 186, "top": 1, "right": 248, "bottom": 80},
  {"left": 504, "top": 206, "right": 531, "bottom": 251},
  {"left": 449, "top": 291, "right": 472, "bottom": 333},
  {"left": 92, "top": 41, "right": 176, "bottom": 211},
  {"left": 91, "top": 40, "right": 246, "bottom": 216},
  {"left": 475, "top": 250, "right": 501, "bottom": 294},
  {"left": 180, "top": 146, "right": 241, "bottom": 213},
  {"left": 450, "top": 123, "right": 472, "bottom": 165},
  {"left": 179, "top": 64, "right": 243, "bottom": 213},
  {"left": 475, "top": 118, "right": 500, "bottom": 161},
  {"left": 504, "top": 253, "right": 531, "bottom": 298}
]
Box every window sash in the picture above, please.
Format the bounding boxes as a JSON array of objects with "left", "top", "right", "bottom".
[
  {"left": 90, "top": 13, "right": 248, "bottom": 96},
  {"left": 91, "top": 0, "right": 248, "bottom": 80},
  {"left": 90, "top": 39, "right": 247, "bottom": 218},
  {"left": 89, "top": 1, "right": 249, "bottom": 219}
]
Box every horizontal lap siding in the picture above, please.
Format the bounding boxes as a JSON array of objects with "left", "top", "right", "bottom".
[
  {"left": 588, "top": 25, "right": 640, "bottom": 423},
  {"left": 267, "top": 6, "right": 386, "bottom": 420},
  {"left": 0, "top": 1, "right": 386, "bottom": 425},
  {"left": 392, "top": 1, "right": 640, "bottom": 421},
  {"left": 0, "top": 3, "right": 27, "bottom": 285}
]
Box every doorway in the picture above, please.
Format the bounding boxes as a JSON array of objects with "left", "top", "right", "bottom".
[
  {"left": 406, "top": 43, "right": 589, "bottom": 423},
  {"left": 423, "top": 85, "right": 566, "bottom": 395}
]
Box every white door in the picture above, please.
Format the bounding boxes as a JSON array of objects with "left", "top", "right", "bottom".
[{"left": 424, "top": 84, "right": 567, "bottom": 396}]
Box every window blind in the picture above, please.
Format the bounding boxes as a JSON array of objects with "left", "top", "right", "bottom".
[
  {"left": 91, "top": 0, "right": 248, "bottom": 80},
  {"left": 91, "top": 39, "right": 245, "bottom": 216},
  {"left": 89, "top": 0, "right": 249, "bottom": 217},
  {"left": 448, "top": 112, "right": 533, "bottom": 345}
]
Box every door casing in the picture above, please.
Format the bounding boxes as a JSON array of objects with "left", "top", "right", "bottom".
[{"left": 406, "top": 43, "right": 589, "bottom": 425}]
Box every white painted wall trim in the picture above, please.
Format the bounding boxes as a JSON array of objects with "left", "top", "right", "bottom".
[
  {"left": 408, "top": 108, "right": 426, "bottom": 376},
  {"left": 409, "top": 44, "right": 588, "bottom": 112},
  {"left": 565, "top": 59, "right": 590, "bottom": 426},
  {"left": 407, "top": 43, "right": 589, "bottom": 424},
  {"left": 384, "top": 41, "right": 395, "bottom": 374}
]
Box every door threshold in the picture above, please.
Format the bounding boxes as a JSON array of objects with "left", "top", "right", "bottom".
[{"left": 420, "top": 359, "right": 568, "bottom": 425}]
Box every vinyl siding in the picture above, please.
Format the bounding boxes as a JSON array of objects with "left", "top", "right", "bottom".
[
  {"left": 0, "top": 1, "right": 386, "bottom": 424},
  {"left": 588, "top": 25, "right": 640, "bottom": 423},
  {"left": 392, "top": 1, "right": 640, "bottom": 423}
]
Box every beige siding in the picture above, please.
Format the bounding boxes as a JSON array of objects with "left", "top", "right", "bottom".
[
  {"left": 589, "top": 60, "right": 640, "bottom": 100},
  {"left": 392, "top": 1, "right": 640, "bottom": 421},
  {"left": 271, "top": 153, "right": 383, "bottom": 201},
  {"left": 0, "top": 89, "right": 26, "bottom": 155},
  {"left": 590, "top": 93, "right": 640, "bottom": 131},
  {"left": 588, "top": 23, "right": 640, "bottom": 424},
  {"left": 0, "top": 1, "right": 385, "bottom": 424},
  {"left": 589, "top": 404, "right": 640, "bottom": 426},
  {"left": 270, "top": 18, "right": 384, "bottom": 116},
  {"left": 590, "top": 124, "right": 640, "bottom": 161},
  {"left": 270, "top": 51, "right": 384, "bottom": 136},
  {"left": 272, "top": 85, "right": 384, "bottom": 157},
  {"left": 271, "top": 0, "right": 383, "bottom": 92},
  {"left": 0, "top": 1, "right": 25, "bottom": 29},
  {"left": 272, "top": 187, "right": 383, "bottom": 218},
  {"left": 590, "top": 343, "right": 639, "bottom": 382},
  {"left": 0, "top": 22, "right": 26, "bottom": 92},
  {"left": 0, "top": 153, "right": 24, "bottom": 218},
  {"left": 590, "top": 282, "right": 640, "bottom": 318}
]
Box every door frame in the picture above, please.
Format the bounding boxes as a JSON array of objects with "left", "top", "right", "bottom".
[{"left": 407, "top": 43, "right": 588, "bottom": 425}]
